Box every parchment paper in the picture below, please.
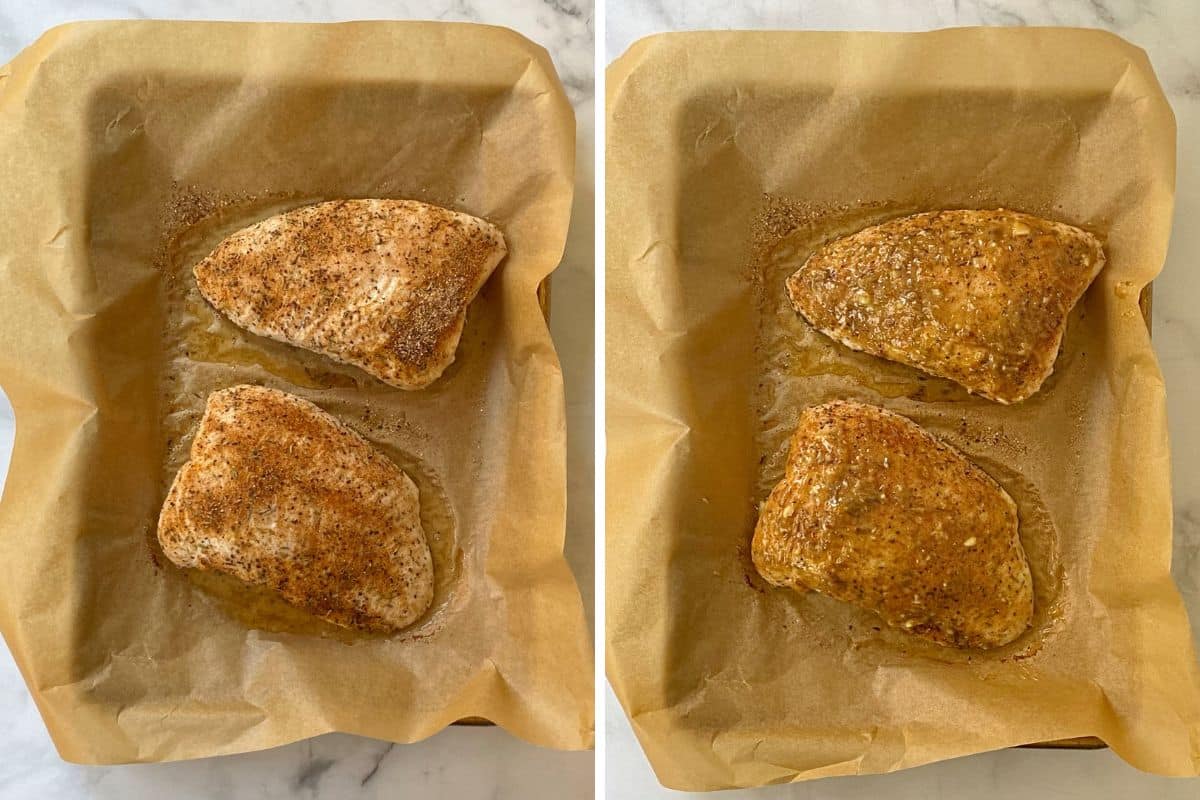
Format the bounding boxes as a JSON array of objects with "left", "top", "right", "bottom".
[
  {"left": 0, "top": 20, "right": 592, "bottom": 763},
  {"left": 606, "top": 28, "right": 1200, "bottom": 790}
]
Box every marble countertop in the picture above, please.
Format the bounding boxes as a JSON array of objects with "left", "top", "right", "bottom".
[
  {"left": 605, "top": 0, "right": 1200, "bottom": 798},
  {"left": 0, "top": 1, "right": 594, "bottom": 798}
]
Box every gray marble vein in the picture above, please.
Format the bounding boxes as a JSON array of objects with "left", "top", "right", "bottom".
[
  {"left": 0, "top": 0, "right": 594, "bottom": 798},
  {"left": 606, "top": 0, "right": 1200, "bottom": 798}
]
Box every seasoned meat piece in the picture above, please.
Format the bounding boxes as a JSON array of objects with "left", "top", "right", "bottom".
[
  {"left": 752, "top": 401, "right": 1033, "bottom": 649},
  {"left": 787, "top": 210, "right": 1105, "bottom": 403},
  {"left": 194, "top": 199, "right": 507, "bottom": 389},
  {"left": 157, "top": 385, "right": 434, "bottom": 632}
]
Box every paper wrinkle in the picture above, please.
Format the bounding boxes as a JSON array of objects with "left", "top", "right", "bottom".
[
  {"left": 0, "top": 367, "right": 96, "bottom": 424},
  {"left": 630, "top": 238, "right": 676, "bottom": 267},
  {"left": 2, "top": 252, "right": 88, "bottom": 327},
  {"left": 628, "top": 242, "right": 690, "bottom": 336},
  {"left": 607, "top": 28, "right": 1200, "bottom": 790},
  {"left": 1109, "top": 58, "right": 1150, "bottom": 106},
  {"left": 0, "top": 20, "right": 592, "bottom": 764}
]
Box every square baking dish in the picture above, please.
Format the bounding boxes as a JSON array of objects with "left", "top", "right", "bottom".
[
  {"left": 606, "top": 28, "right": 1199, "bottom": 789},
  {"left": 0, "top": 20, "right": 592, "bottom": 763}
]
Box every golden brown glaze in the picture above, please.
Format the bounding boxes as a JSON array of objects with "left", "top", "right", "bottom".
[
  {"left": 752, "top": 401, "right": 1033, "bottom": 649},
  {"left": 157, "top": 385, "right": 434, "bottom": 632},
  {"left": 787, "top": 210, "right": 1104, "bottom": 403},
  {"left": 194, "top": 199, "right": 507, "bottom": 390}
]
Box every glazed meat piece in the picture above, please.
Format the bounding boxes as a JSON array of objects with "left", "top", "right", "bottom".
[
  {"left": 158, "top": 385, "right": 434, "bottom": 632},
  {"left": 194, "top": 199, "right": 507, "bottom": 389},
  {"left": 752, "top": 401, "right": 1033, "bottom": 649},
  {"left": 787, "top": 209, "right": 1105, "bottom": 403}
]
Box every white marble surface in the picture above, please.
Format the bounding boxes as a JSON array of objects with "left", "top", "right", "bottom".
[
  {"left": 606, "top": 0, "right": 1200, "bottom": 797},
  {"left": 0, "top": 0, "right": 594, "bottom": 798}
]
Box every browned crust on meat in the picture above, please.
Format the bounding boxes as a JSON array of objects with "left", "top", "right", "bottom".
[
  {"left": 786, "top": 210, "right": 1105, "bottom": 403},
  {"left": 752, "top": 401, "right": 1034, "bottom": 649}
]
